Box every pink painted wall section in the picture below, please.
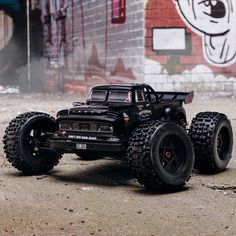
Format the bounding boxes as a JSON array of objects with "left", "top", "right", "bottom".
[
  {"left": 112, "top": 0, "right": 119, "bottom": 18},
  {"left": 145, "top": 0, "right": 236, "bottom": 97},
  {"left": 112, "top": 0, "right": 126, "bottom": 24},
  {"left": 42, "top": 0, "right": 144, "bottom": 95}
]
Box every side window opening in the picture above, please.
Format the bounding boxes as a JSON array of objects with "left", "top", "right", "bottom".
[{"left": 135, "top": 90, "right": 145, "bottom": 103}]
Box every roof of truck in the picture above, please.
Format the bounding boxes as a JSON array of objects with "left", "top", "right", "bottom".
[{"left": 91, "top": 83, "right": 144, "bottom": 90}]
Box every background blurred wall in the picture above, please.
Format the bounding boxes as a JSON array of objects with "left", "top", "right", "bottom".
[
  {"left": 42, "top": 0, "right": 144, "bottom": 95},
  {"left": 0, "top": 0, "right": 236, "bottom": 97},
  {"left": 0, "top": 1, "right": 27, "bottom": 87}
]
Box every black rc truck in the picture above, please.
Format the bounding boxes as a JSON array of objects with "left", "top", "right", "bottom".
[{"left": 3, "top": 84, "right": 233, "bottom": 190}]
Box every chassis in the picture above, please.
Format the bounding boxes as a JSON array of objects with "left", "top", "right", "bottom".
[{"left": 3, "top": 84, "right": 233, "bottom": 190}]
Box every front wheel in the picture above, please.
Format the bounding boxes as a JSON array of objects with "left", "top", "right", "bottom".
[
  {"left": 3, "top": 112, "right": 62, "bottom": 175},
  {"left": 189, "top": 112, "right": 233, "bottom": 172},
  {"left": 126, "top": 121, "right": 194, "bottom": 191}
]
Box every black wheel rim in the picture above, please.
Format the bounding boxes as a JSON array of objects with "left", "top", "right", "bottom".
[
  {"left": 159, "top": 134, "right": 186, "bottom": 174},
  {"left": 22, "top": 120, "right": 56, "bottom": 162},
  {"left": 26, "top": 128, "right": 46, "bottom": 159},
  {"left": 217, "top": 126, "right": 230, "bottom": 160}
]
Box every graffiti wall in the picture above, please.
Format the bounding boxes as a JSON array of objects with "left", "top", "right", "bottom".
[
  {"left": 42, "top": 0, "right": 144, "bottom": 94},
  {"left": 41, "top": 0, "right": 236, "bottom": 96},
  {"left": 145, "top": 0, "right": 236, "bottom": 96}
]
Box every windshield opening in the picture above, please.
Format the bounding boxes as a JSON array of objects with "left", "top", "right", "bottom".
[
  {"left": 87, "top": 89, "right": 132, "bottom": 103},
  {"left": 87, "top": 90, "right": 107, "bottom": 102},
  {"left": 108, "top": 90, "right": 132, "bottom": 103}
]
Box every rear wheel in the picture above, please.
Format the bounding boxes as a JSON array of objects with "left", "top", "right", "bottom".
[
  {"left": 189, "top": 112, "right": 233, "bottom": 172},
  {"left": 127, "top": 121, "right": 194, "bottom": 191},
  {"left": 3, "top": 112, "right": 62, "bottom": 175}
]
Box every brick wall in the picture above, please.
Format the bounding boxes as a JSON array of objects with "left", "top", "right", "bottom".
[
  {"left": 41, "top": 0, "right": 144, "bottom": 94},
  {"left": 145, "top": 0, "right": 236, "bottom": 97}
]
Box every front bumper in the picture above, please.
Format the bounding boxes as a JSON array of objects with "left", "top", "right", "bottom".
[{"left": 49, "top": 139, "right": 126, "bottom": 153}]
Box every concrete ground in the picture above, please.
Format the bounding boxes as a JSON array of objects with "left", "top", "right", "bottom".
[{"left": 0, "top": 94, "right": 236, "bottom": 236}]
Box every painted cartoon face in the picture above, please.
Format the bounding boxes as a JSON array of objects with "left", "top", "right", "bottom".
[
  {"left": 175, "top": 0, "right": 233, "bottom": 35},
  {"left": 174, "top": 0, "right": 236, "bottom": 66}
]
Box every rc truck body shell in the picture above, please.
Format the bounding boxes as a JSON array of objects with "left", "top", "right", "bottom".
[{"left": 52, "top": 84, "right": 193, "bottom": 156}]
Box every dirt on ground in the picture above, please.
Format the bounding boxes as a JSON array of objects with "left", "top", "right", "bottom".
[{"left": 0, "top": 94, "right": 236, "bottom": 236}]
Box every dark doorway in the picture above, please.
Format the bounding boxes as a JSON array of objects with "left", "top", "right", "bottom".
[
  {"left": 0, "top": 0, "right": 44, "bottom": 92},
  {"left": 0, "top": 1, "right": 27, "bottom": 86}
]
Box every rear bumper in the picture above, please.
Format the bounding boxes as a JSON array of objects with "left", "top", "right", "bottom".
[{"left": 49, "top": 139, "right": 126, "bottom": 153}]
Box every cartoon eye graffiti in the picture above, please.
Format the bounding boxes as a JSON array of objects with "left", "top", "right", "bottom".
[{"left": 198, "top": 0, "right": 226, "bottom": 18}]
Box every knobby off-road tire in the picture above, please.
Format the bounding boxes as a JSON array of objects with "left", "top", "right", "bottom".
[
  {"left": 3, "top": 112, "right": 62, "bottom": 175},
  {"left": 127, "top": 121, "right": 194, "bottom": 191},
  {"left": 189, "top": 112, "right": 233, "bottom": 172}
]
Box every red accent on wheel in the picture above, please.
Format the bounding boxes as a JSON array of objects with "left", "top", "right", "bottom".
[{"left": 165, "top": 152, "right": 171, "bottom": 158}]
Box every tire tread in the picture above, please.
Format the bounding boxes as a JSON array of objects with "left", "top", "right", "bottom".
[{"left": 3, "top": 112, "right": 62, "bottom": 175}]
